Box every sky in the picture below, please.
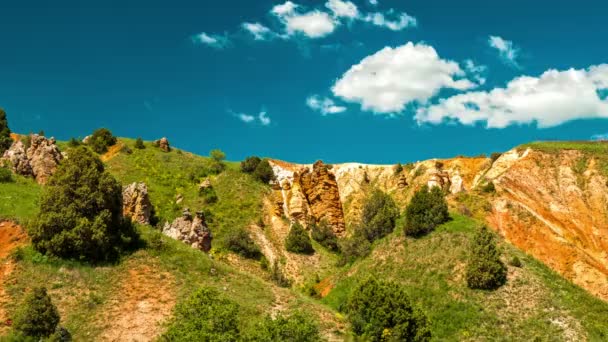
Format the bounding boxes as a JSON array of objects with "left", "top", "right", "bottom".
[{"left": 1, "top": 0, "right": 608, "bottom": 163}]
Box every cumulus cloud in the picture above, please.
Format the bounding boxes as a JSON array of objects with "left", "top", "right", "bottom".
[
  {"left": 283, "top": 11, "right": 337, "bottom": 38},
  {"left": 242, "top": 22, "right": 276, "bottom": 40},
  {"left": 332, "top": 42, "right": 477, "bottom": 113},
  {"left": 191, "top": 32, "right": 230, "bottom": 49},
  {"left": 306, "top": 95, "right": 347, "bottom": 115},
  {"left": 326, "top": 0, "right": 359, "bottom": 18},
  {"left": 416, "top": 64, "right": 608, "bottom": 128},
  {"left": 272, "top": 1, "right": 298, "bottom": 16},
  {"left": 488, "top": 35, "right": 520, "bottom": 67},
  {"left": 362, "top": 10, "right": 417, "bottom": 30}
]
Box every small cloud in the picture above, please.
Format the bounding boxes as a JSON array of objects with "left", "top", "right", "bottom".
[
  {"left": 464, "top": 59, "right": 487, "bottom": 85},
  {"left": 307, "top": 95, "right": 347, "bottom": 115},
  {"left": 488, "top": 35, "right": 520, "bottom": 68},
  {"left": 259, "top": 111, "right": 271, "bottom": 125},
  {"left": 232, "top": 109, "right": 271, "bottom": 126},
  {"left": 238, "top": 113, "right": 255, "bottom": 123},
  {"left": 191, "top": 32, "right": 231, "bottom": 49},
  {"left": 591, "top": 133, "right": 608, "bottom": 141},
  {"left": 283, "top": 11, "right": 337, "bottom": 38},
  {"left": 362, "top": 10, "right": 417, "bottom": 31},
  {"left": 272, "top": 1, "right": 299, "bottom": 16},
  {"left": 242, "top": 22, "right": 277, "bottom": 41},
  {"left": 368, "top": 0, "right": 378, "bottom": 5},
  {"left": 326, "top": 0, "right": 359, "bottom": 19}
]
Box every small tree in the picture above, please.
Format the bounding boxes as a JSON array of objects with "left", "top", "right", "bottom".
[
  {"left": 0, "top": 167, "right": 13, "bottom": 183},
  {"left": 361, "top": 189, "right": 399, "bottom": 242},
  {"left": 210, "top": 149, "right": 226, "bottom": 162},
  {"left": 67, "top": 137, "right": 81, "bottom": 147},
  {"left": 466, "top": 226, "right": 507, "bottom": 290},
  {"left": 0, "top": 108, "right": 12, "bottom": 155},
  {"left": 310, "top": 220, "right": 339, "bottom": 252},
  {"left": 337, "top": 230, "right": 370, "bottom": 266},
  {"left": 252, "top": 159, "right": 275, "bottom": 184},
  {"left": 245, "top": 311, "right": 320, "bottom": 342},
  {"left": 13, "top": 287, "right": 60, "bottom": 339},
  {"left": 29, "top": 147, "right": 138, "bottom": 261},
  {"left": 209, "top": 149, "right": 226, "bottom": 174},
  {"left": 88, "top": 128, "right": 117, "bottom": 154},
  {"left": 285, "top": 222, "right": 314, "bottom": 255},
  {"left": 224, "top": 228, "right": 261, "bottom": 259},
  {"left": 394, "top": 162, "right": 403, "bottom": 175},
  {"left": 404, "top": 185, "right": 450, "bottom": 237},
  {"left": 162, "top": 287, "right": 240, "bottom": 341},
  {"left": 347, "top": 278, "right": 431, "bottom": 341},
  {"left": 134, "top": 137, "right": 145, "bottom": 149},
  {"left": 241, "top": 156, "right": 261, "bottom": 173}
]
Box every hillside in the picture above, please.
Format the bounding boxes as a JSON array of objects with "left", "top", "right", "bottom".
[{"left": 1, "top": 136, "right": 608, "bottom": 340}]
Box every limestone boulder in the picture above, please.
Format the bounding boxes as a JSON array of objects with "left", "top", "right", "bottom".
[
  {"left": 1, "top": 134, "right": 62, "bottom": 184},
  {"left": 162, "top": 208, "right": 212, "bottom": 252},
  {"left": 122, "top": 182, "right": 153, "bottom": 225}
]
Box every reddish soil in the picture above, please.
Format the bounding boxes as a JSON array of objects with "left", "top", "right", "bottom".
[{"left": 0, "top": 222, "right": 27, "bottom": 333}]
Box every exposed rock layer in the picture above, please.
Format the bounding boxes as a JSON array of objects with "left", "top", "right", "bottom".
[
  {"left": 1, "top": 134, "right": 63, "bottom": 184},
  {"left": 162, "top": 208, "right": 212, "bottom": 252},
  {"left": 122, "top": 182, "right": 153, "bottom": 225}
]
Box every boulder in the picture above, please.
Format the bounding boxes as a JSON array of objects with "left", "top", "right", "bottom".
[
  {"left": 162, "top": 208, "right": 212, "bottom": 252},
  {"left": 198, "top": 178, "right": 212, "bottom": 192},
  {"left": 1, "top": 134, "right": 63, "bottom": 184},
  {"left": 155, "top": 137, "right": 170, "bottom": 152},
  {"left": 2, "top": 140, "right": 32, "bottom": 177},
  {"left": 122, "top": 182, "right": 153, "bottom": 225}
]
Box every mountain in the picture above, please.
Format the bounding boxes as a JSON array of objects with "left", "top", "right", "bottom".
[{"left": 1, "top": 135, "right": 608, "bottom": 340}]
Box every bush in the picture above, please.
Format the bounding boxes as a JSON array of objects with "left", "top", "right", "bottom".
[
  {"left": 28, "top": 147, "right": 138, "bottom": 262},
  {"left": 270, "top": 260, "right": 291, "bottom": 288},
  {"left": 134, "top": 137, "right": 145, "bottom": 149},
  {"left": 360, "top": 189, "right": 399, "bottom": 242},
  {"left": 252, "top": 159, "right": 275, "bottom": 184},
  {"left": 224, "top": 228, "right": 261, "bottom": 259},
  {"left": 87, "top": 128, "right": 117, "bottom": 154},
  {"left": 198, "top": 186, "right": 218, "bottom": 204},
  {"left": 394, "top": 163, "right": 403, "bottom": 175},
  {"left": 337, "top": 230, "right": 370, "bottom": 266},
  {"left": 346, "top": 278, "right": 431, "bottom": 341},
  {"left": 162, "top": 287, "right": 240, "bottom": 341},
  {"left": 245, "top": 311, "right": 320, "bottom": 342},
  {"left": 285, "top": 222, "right": 314, "bottom": 255},
  {"left": 0, "top": 108, "right": 12, "bottom": 155},
  {"left": 47, "top": 326, "right": 72, "bottom": 342},
  {"left": 241, "top": 156, "right": 261, "bottom": 174},
  {"left": 67, "top": 137, "right": 81, "bottom": 148},
  {"left": 13, "top": 287, "right": 60, "bottom": 339},
  {"left": 480, "top": 181, "right": 496, "bottom": 193},
  {"left": 310, "top": 220, "right": 339, "bottom": 252},
  {"left": 466, "top": 226, "right": 507, "bottom": 290},
  {"left": 490, "top": 152, "right": 502, "bottom": 163},
  {"left": 509, "top": 256, "right": 523, "bottom": 268},
  {"left": 0, "top": 167, "right": 13, "bottom": 183},
  {"left": 404, "top": 185, "right": 450, "bottom": 237}
]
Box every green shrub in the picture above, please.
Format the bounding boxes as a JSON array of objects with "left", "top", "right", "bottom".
[
  {"left": 480, "top": 182, "right": 496, "bottom": 193},
  {"left": 252, "top": 159, "right": 275, "bottom": 184},
  {"left": 210, "top": 149, "right": 226, "bottom": 162},
  {"left": 490, "top": 152, "right": 502, "bottom": 162},
  {"left": 241, "top": 156, "right": 262, "bottom": 173},
  {"left": 13, "top": 287, "right": 60, "bottom": 339},
  {"left": 47, "top": 326, "right": 72, "bottom": 342},
  {"left": 285, "top": 222, "right": 314, "bottom": 255},
  {"left": 224, "top": 228, "right": 261, "bottom": 259},
  {"left": 0, "top": 108, "right": 12, "bottom": 155},
  {"left": 198, "top": 186, "right": 218, "bottom": 204},
  {"left": 162, "top": 287, "right": 240, "bottom": 341},
  {"left": 346, "top": 278, "right": 431, "bottom": 341},
  {"left": 404, "top": 185, "right": 450, "bottom": 237},
  {"left": 310, "top": 220, "right": 339, "bottom": 252},
  {"left": 28, "top": 147, "right": 138, "bottom": 261},
  {"left": 0, "top": 167, "right": 13, "bottom": 183},
  {"left": 361, "top": 189, "right": 399, "bottom": 242},
  {"left": 134, "top": 137, "right": 145, "bottom": 149},
  {"left": 509, "top": 256, "right": 523, "bottom": 268},
  {"left": 394, "top": 163, "right": 403, "bottom": 175},
  {"left": 270, "top": 260, "right": 291, "bottom": 288},
  {"left": 466, "top": 227, "right": 507, "bottom": 290},
  {"left": 244, "top": 311, "right": 321, "bottom": 342},
  {"left": 87, "top": 128, "right": 117, "bottom": 154},
  {"left": 67, "top": 137, "right": 81, "bottom": 148},
  {"left": 337, "top": 230, "right": 370, "bottom": 266}
]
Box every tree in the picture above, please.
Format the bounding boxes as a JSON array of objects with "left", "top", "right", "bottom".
[
  {"left": 162, "top": 287, "right": 240, "bottom": 341},
  {"left": 252, "top": 159, "right": 275, "bottom": 184},
  {"left": 285, "top": 222, "right": 314, "bottom": 255},
  {"left": 13, "top": 287, "right": 60, "bottom": 339},
  {"left": 404, "top": 185, "right": 450, "bottom": 237},
  {"left": 87, "top": 128, "right": 117, "bottom": 154},
  {"left": 209, "top": 149, "right": 226, "bottom": 174},
  {"left": 361, "top": 189, "right": 399, "bottom": 242},
  {"left": 0, "top": 167, "right": 13, "bottom": 183},
  {"left": 347, "top": 278, "right": 431, "bottom": 341},
  {"left": 28, "top": 146, "right": 138, "bottom": 261},
  {"left": 224, "top": 228, "right": 261, "bottom": 259},
  {"left": 244, "top": 311, "right": 321, "bottom": 342},
  {"left": 210, "top": 149, "right": 226, "bottom": 162},
  {"left": 310, "top": 220, "right": 339, "bottom": 252},
  {"left": 0, "top": 108, "right": 12, "bottom": 155},
  {"left": 466, "top": 226, "right": 507, "bottom": 290},
  {"left": 134, "top": 137, "right": 145, "bottom": 149},
  {"left": 337, "top": 230, "right": 370, "bottom": 266},
  {"left": 67, "top": 137, "right": 81, "bottom": 147},
  {"left": 241, "top": 156, "right": 261, "bottom": 173}
]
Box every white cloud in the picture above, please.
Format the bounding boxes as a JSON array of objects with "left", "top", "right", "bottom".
[
  {"left": 416, "top": 64, "right": 608, "bottom": 128},
  {"left": 191, "top": 32, "right": 230, "bottom": 49},
  {"left": 591, "top": 133, "right": 608, "bottom": 141},
  {"left": 369, "top": 0, "right": 378, "bottom": 5},
  {"left": 272, "top": 1, "right": 298, "bottom": 16},
  {"left": 238, "top": 113, "right": 255, "bottom": 123},
  {"left": 363, "top": 10, "right": 417, "bottom": 30},
  {"left": 464, "top": 59, "right": 487, "bottom": 85},
  {"left": 259, "top": 111, "right": 271, "bottom": 125},
  {"left": 282, "top": 11, "right": 337, "bottom": 38},
  {"left": 325, "top": 0, "right": 359, "bottom": 19},
  {"left": 332, "top": 42, "right": 477, "bottom": 113},
  {"left": 242, "top": 22, "right": 276, "bottom": 41},
  {"left": 306, "top": 95, "right": 347, "bottom": 115},
  {"left": 488, "top": 35, "right": 520, "bottom": 67}
]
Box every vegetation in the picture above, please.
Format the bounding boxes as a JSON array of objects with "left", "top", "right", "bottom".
[
  {"left": 252, "top": 159, "right": 275, "bottom": 184},
  {"left": 404, "top": 185, "right": 450, "bottom": 237},
  {"left": 310, "top": 220, "right": 339, "bottom": 252},
  {"left": 490, "top": 152, "right": 502, "bottom": 162},
  {"left": 245, "top": 311, "right": 320, "bottom": 342},
  {"left": 223, "top": 228, "right": 261, "bottom": 259},
  {"left": 360, "top": 189, "right": 399, "bottom": 242},
  {"left": 394, "top": 162, "right": 403, "bottom": 175},
  {"left": 285, "top": 222, "right": 314, "bottom": 255},
  {"left": 0, "top": 166, "right": 13, "bottom": 183},
  {"left": 198, "top": 185, "right": 218, "bottom": 204},
  {"left": 28, "top": 147, "right": 138, "bottom": 261},
  {"left": 87, "top": 128, "right": 117, "bottom": 154},
  {"left": 134, "top": 137, "right": 145, "bottom": 149},
  {"left": 0, "top": 108, "right": 12, "bottom": 155},
  {"left": 162, "top": 287, "right": 240, "bottom": 341},
  {"left": 480, "top": 181, "right": 496, "bottom": 194},
  {"left": 0, "top": 174, "right": 41, "bottom": 221},
  {"left": 466, "top": 226, "right": 507, "bottom": 290},
  {"left": 337, "top": 231, "right": 370, "bottom": 266},
  {"left": 240, "top": 156, "right": 261, "bottom": 173},
  {"left": 270, "top": 260, "right": 291, "bottom": 288},
  {"left": 346, "top": 278, "right": 431, "bottom": 341},
  {"left": 12, "top": 287, "right": 60, "bottom": 339},
  {"left": 67, "top": 137, "right": 81, "bottom": 147},
  {"left": 509, "top": 256, "right": 523, "bottom": 268}
]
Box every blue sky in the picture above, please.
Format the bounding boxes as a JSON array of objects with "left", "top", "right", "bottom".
[{"left": 1, "top": 0, "right": 607, "bottom": 163}]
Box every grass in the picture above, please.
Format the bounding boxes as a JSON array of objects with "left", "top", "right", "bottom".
[
  {"left": 0, "top": 175, "right": 41, "bottom": 222},
  {"left": 521, "top": 140, "right": 608, "bottom": 154}
]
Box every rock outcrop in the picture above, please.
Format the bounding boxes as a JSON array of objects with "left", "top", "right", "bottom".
[
  {"left": 162, "top": 208, "right": 212, "bottom": 252},
  {"left": 1, "top": 134, "right": 63, "bottom": 184},
  {"left": 155, "top": 137, "right": 170, "bottom": 152},
  {"left": 122, "top": 182, "right": 153, "bottom": 225}
]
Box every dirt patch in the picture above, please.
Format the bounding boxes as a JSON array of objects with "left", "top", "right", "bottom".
[
  {"left": 0, "top": 222, "right": 27, "bottom": 333},
  {"left": 314, "top": 276, "right": 334, "bottom": 298},
  {"left": 96, "top": 262, "right": 176, "bottom": 341},
  {"left": 100, "top": 143, "right": 125, "bottom": 162}
]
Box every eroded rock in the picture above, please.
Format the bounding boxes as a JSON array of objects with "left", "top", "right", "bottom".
[
  {"left": 123, "top": 182, "right": 153, "bottom": 225},
  {"left": 162, "top": 208, "right": 212, "bottom": 252},
  {"left": 155, "top": 137, "right": 170, "bottom": 152},
  {"left": 1, "top": 134, "right": 63, "bottom": 184}
]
